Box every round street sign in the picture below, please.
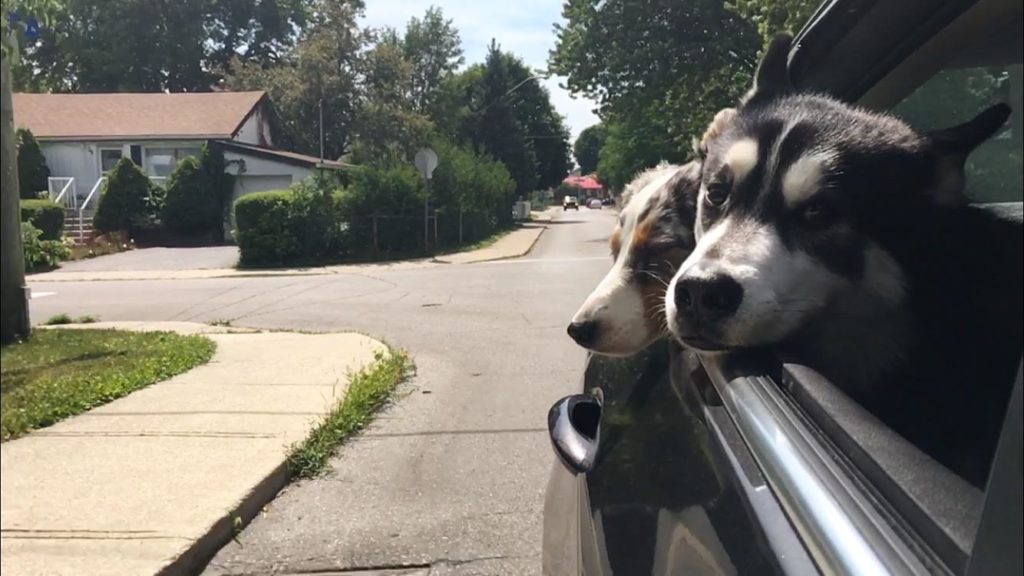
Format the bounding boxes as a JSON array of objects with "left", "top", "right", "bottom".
[{"left": 414, "top": 148, "right": 439, "bottom": 181}]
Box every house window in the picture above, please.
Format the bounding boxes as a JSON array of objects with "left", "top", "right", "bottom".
[
  {"left": 99, "top": 148, "right": 123, "bottom": 173},
  {"left": 144, "top": 147, "right": 202, "bottom": 177}
]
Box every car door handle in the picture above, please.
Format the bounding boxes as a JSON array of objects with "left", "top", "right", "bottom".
[{"left": 547, "top": 393, "right": 602, "bottom": 474}]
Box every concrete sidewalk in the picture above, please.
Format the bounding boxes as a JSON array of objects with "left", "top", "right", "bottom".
[
  {"left": 432, "top": 207, "right": 559, "bottom": 265},
  {"left": 0, "top": 322, "right": 387, "bottom": 576}
]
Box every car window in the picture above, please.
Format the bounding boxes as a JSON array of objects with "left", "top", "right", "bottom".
[{"left": 893, "top": 62, "right": 1022, "bottom": 204}]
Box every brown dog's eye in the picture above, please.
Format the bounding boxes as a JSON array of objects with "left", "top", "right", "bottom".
[{"left": 705, "top": 183, "right": 729, "bottom": 206}]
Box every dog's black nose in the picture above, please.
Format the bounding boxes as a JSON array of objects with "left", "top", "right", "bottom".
[
  {"left": 567, "top": 320, "right": 599, "bottom": 346},
  {"left": 675, "top": 275, "right": 743, "bottom": 319}
]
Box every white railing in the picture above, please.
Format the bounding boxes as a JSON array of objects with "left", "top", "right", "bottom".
[{"left": 47, "top": 177, "right": 77, "bottom": 210}]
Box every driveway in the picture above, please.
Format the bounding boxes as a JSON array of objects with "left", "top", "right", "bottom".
[
  {"left": 53, "top": 246, "right": 240, "bottom": 272},
  {"left": 26, "top": 209, "right": 615, "bottom": 575}
]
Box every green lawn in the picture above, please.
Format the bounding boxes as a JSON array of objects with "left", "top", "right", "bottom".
[{"left": 1, "top": 329, "right": 216, "bottom": 441}]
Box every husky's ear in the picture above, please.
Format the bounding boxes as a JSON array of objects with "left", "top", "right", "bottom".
[
  {"left": 742, "top": 34, "right": 793, "bottom": 106},
  {"left": 928, "top": 103, "right": 1011, "bottom": 205}
]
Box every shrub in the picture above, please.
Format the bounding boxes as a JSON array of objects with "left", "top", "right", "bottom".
[
  {"left": 16, "top": 128, "right": 50, "bottom": 199},
  {"left": 22, "top": 222, "right": 70, "bottom": 272},
  {"left": 20, "top": 199, "right": 65, "bottom": 240},
  {"left": 234, "top": 175, "right": 350, "bottom": 267},
  {"left": 94, "top": 158, "right": 154, "bottom": 232},
  {"left": 162, "top": 156, "right": 218, "bottom": 235},
  {"left": 339, "top": 164, "right": 424, "bottom": 254},
  {"left": 234, "top": 190, "right": 300, "bottom": 265}
]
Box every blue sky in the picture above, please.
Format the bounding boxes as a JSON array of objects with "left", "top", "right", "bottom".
[{"left": 360, "top": 0, "right": 600, "bottom": 143}]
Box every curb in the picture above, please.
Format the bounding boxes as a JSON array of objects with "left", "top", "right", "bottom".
[{"left": 158, "top": 461, "right": 291, "bottom": 576}]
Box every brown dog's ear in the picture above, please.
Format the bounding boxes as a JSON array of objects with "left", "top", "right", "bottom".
[
  {"left": 928, "top": 103, "right": 1011, "bottom": 205},
  {"left": 697, "top": 108, "right": 738, "bottom": 158},
  {"left": 742, "top": 34, "right": 793, "bottom": 106}
]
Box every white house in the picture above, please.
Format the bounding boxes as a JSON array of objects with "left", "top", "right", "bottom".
[{"left": 12, "top": 91, "right": 346, "bottom": 235}]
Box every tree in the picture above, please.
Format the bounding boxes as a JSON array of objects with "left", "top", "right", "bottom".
[
  {"left": 573, "top": 124, "right": 606, "bottom": 175},
  {"left": 16, "top": 128, "right": 49, "bottom": 198},
  {"left": 224, "top": 1, "right": 364, "bottom": 159},
  {"left": 162, "top": 156, "right": 221, "bottom": 236},
  {"left": 402, "top": 7, "right": 464, "bottom": 112},
  {"left": 351, "top": 37, "right": 433, "bottom": 163},
  {"left": 598, "top": 109, "right": 685, "bottom": 192},
  {"left": 472, "top": 43, "right": 538, "bottom": 203},
  {"left": 93, "top": 158, "right": 153, "bottom": 232},
  {"left": 13, "top": 0, "right": 314, "bottom": 92},
  {"left": 550, "top": 0, "right": 761, "bottom": 178}
]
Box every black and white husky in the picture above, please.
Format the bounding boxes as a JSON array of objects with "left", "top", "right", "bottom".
[{"left": 665, "top": 35, "right": 1022, "bottom": 485}]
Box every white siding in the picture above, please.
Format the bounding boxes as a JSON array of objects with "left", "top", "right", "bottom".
[
  {"left": 233, "top": 107, "right": 273, "bottom": 147},
  {"left": 41, "top": 142, "right": 102, "bottom": 203}
]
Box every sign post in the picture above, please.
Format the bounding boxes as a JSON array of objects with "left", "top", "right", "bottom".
[{"left": 414, "top": 148, "right": 438, "bottom": 251}]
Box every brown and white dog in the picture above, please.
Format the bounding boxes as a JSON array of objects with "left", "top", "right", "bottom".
[{"left": 566, "top": 161, "right": 701, "bottom": 355}]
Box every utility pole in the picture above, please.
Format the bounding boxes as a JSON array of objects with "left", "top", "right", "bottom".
[{"left": 1, "top": 54, "right": 30, "bottom": 343}]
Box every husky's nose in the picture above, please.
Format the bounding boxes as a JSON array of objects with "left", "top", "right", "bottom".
[
  {"left": 675, "top": 275, "right": 743, "bottom": 320},
  {"left": 567, "top": 320, "right": 598, "bottom": 346}
]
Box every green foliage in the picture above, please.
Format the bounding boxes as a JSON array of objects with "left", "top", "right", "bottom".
[
  {"left": 12, "top": 0, "right": 312, "bottom": 92},
  {"left": 16, "top": 129, "right": 50, "bottom": 198},
  {"left": 402, "top": 7, "right": 464, "bottom": 111},
  {"left": 234, "top": 175, "right": 347, "bottom": 266},
  {"left": 288, "top": 348, "right": 413, "bottom": 478},
  {"left": 1, "top": 329, "right": 215, "bottom": 440},
  {"left": 223, "top": 2, "right": 362, "bottom": 158},
  {"left": 162, "top": 145, "right": 229, "bottom": 237},
  {"left": 21, "top": 222, "right": 69, "bottom": 272},
  {"left": 20, "top": 198, "right": 64, "bottom": 240},
  {"left": 573, "top": 124, "right": 606, "bottom": 175},
  {"left": 93, "top": 158, "right": 154, "bottom": 232},
  {"left": 550, "top": 0, "right": 769, "bottom": 189},
  {"left": 44, "top": 313, "right": 73, "bottom": 326},
  {"left": 726, "top": 0, "right": 820, "bottom": 49},
  {"left": 235, "top": 190, "right": 303, "bottom": 266},
  {"left": 598, "top": 111, "right": 687, "bottom": 191}
]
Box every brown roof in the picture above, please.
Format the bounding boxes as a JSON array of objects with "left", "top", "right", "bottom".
[
  {"left": 12, "top": 91, "right": 266, "bottom": 141},
  {"left": 212, "top": 140, "right": 352, "bottom": 171}
]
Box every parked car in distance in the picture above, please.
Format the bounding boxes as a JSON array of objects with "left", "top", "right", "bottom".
[
  {"left": 563, "top": 195, "right": 579, "bottom": 210},
  {"left": 601, "top": 197, "right": 615, "bottom": 207},
  {"left": 587, "top": 198, "right": 602, "bottom": 209}
]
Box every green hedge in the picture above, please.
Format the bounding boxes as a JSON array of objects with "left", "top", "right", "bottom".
[
  {"left": 162, "top": 145, "right": 231, "bottom": 237},
  {"left": 235, "top": 184, "right": 346, "bottom": 266},
  {"left": 20, "top": 199, "right": 65, "bottom": 240}
]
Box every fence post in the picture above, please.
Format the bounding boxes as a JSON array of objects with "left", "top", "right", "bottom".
[
  {"left": 459, "top": 203, "right": 464, "bottom": 245},
  {"left": 372, "top": 215, "right": 379, "bottom": 255},
  {"left": 433, "top": 210, "right": 439, "bottom": 250}
]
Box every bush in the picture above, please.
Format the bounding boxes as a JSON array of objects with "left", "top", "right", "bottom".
[
  {"left": 162, "top": 156, "right": 218, "bottom": 235},
  {"left": 94, "top": 158, "right": 154, "bottom": 232},
  {"left": 339, "top": 165, "right": 424, "bottom": 255},
  {"left": 16, "top": 128, "right": 50, "bottom": 199},
  {"left": 20, "top": 199, "right": 65, "bottom": 240},
  {"left": 22, "top": 222, "right": 70, "bottom": 272},
  {"left": 235, "top": 191, "right": 298, "bottom": 265}
]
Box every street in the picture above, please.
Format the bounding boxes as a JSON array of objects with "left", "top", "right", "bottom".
[{"left": 27, "top": 207, "right": 614, "bottom": 575}]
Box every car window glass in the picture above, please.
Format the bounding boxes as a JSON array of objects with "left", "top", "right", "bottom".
[{"left": 893, "top": 63, "right": 1023, "bottom": 204}]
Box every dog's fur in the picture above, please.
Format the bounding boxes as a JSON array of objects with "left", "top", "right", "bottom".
[
  {"left": 567, "top": 161, "right": 701, "bottom": 356},
  {"left": 665, "top": 35, "right": 1022, "bottom": 485}
]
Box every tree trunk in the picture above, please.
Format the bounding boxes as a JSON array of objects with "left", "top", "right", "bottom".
[{"left": 1, "top": 54, "right": 30, "bottom": 343}]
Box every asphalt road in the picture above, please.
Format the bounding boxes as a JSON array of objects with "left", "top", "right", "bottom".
[{"left": 27, "top": 207, "right": 615, "bottom": 575}]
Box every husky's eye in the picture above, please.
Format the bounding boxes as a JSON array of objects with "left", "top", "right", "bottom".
[
  {"left": 801, "top": 199, "right": 834, "bottom": 227},
  {"left": 705, "top": 183, "right": 729, "bottom": 206}
]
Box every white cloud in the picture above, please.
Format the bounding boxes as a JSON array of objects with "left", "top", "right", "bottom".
[{"left": 361, "top": 0, "right": 600, "bottom": 142}]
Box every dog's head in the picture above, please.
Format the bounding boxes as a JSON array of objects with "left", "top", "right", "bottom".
[
  {"left": 568, "top": 161, "right": 701, "bottom": 355},
  {"left": 665, "top": 34, "right": 1011, "bottom": 353}
]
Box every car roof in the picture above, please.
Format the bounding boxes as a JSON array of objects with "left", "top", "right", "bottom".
[{"left": 790, "top": 0, "right": 978, "bottom": 99}]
